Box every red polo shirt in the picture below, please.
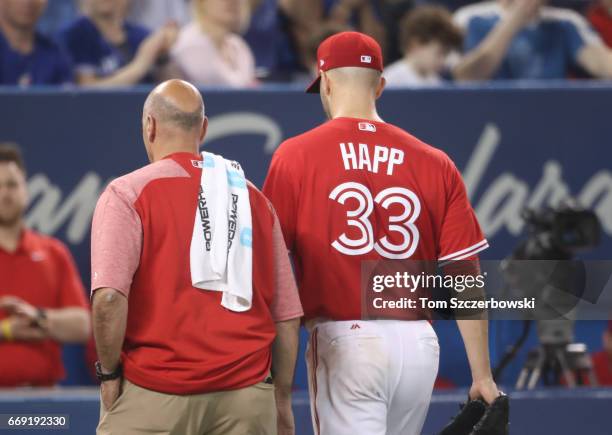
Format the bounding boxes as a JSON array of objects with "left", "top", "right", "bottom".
[
  {"left": 0, "top": 229, "right": 88, "bottom": 386},
  {"left": 91, "top": 152, "right": 302, "bottom": 395}
]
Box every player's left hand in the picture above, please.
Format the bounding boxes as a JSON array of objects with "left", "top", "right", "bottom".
[
  {"left": 0, "top": 296, "right": 38, "bottom": 321},
  {"left": 275, "top": 391, "right": 295, "bottom": 435},
  {"left": 469, "top": 377, "right": 501, "bottom": 405}
]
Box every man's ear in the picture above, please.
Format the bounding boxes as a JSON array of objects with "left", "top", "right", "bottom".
[
  {"left": 199, "top": 117, "right": 208, "bottom": 144},
  {"left": 375, "top": 76, "right": 386, "bottom": 99},
  {"left": 322, "top": 70, "right": 332, "bottom": 95},
  {"left": 146, "top": 115, "right": 156, "bottom": 143}
]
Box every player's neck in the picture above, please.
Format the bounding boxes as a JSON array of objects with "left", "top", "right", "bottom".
[
  {"left": 151, "top": 143, "right": 199, "bottom": 162},
  {"left": 0, "top": 220, "right": 23, "bottom": 253},
  {"left": 332, "top": 106, "right": 383, "bottom": 123},
  {"left": 330, "top": 91, "right": 383, "bottom": 122},
  {"left": 0, "top": 19, "right": 35, "bottom": 54}
]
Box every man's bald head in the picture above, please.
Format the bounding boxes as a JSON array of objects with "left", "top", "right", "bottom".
[
  {"left": 143, "top": 79, "right": 205, "bottom": 132},
  {"left": 141, "top": 80, "right": 208, "bottom": 162}
]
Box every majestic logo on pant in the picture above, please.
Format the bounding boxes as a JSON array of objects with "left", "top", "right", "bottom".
[
  {"left": 227, "top": 193, "right": 239, "bottom": 251},
  {"left": 350, "top": 324, "right": 361, "bottom": 330},
  {"left": 197, "top": 185, "right": 212, "bottom": 251}
]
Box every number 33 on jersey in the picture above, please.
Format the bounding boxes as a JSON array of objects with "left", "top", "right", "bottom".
[{"left": 263, "top": 117, "right": 488, "bottom": 321}]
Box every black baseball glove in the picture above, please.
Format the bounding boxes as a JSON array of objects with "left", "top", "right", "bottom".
[
  {"left": 438, "top": 395, "right": 509, "bottom": 435},
  {"left": 438, "top": 399, "right": 487, "bottom": 435},
  {"left": 470, "top": 395, "right": 509, "bottom": 435}
]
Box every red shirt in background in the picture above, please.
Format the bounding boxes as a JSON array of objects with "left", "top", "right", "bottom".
[
  {"left": 588, "top": 3, "right": 612, "bottom": 48},
  {"left": 0, "top": 229, "right": 88, "bottom": 386},
  {"left": 592, "top": 351, "right": 612, "bottom": 385},
  {"left": 91, "top": 152, "right": 302, "bottom": 395}
]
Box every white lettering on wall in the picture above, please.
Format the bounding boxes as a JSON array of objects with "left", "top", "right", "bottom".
[{"left": 25, "top": 172, "right": 106, "bottom": 244}]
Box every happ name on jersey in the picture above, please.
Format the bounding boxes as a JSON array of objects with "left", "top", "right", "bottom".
[{"left": 339, "top": 142, "right": 404, "bottom": 175}]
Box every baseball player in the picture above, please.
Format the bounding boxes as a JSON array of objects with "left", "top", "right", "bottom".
[{"left": 263, "top": 31, "right": 500, "bottom": 435}]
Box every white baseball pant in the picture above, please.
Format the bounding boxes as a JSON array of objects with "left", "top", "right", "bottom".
[{"left": 306, "top": 319, "right": 439, "bottom": 435}]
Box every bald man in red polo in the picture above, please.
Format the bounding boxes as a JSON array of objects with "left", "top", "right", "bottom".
[{"left": 91, "top": 80, "right": 302, "bottom": 435}]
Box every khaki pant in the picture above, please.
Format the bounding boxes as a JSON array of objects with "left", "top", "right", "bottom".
[{"left": 97, "top": 378, "right": 277, "bottom": 435}]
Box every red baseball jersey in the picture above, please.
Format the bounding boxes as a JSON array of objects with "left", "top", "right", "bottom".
[{"left": 263, "top": 117, "right": 488, "bottom": 321}]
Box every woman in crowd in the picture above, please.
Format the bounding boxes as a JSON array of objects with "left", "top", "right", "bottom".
[{"left": 170, "top": 0, "right": 256, "bottom": 87}]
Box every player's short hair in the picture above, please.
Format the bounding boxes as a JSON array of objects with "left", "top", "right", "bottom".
[
  {"left": 327, "top": 67, "right": 381, "bottom": 90},
  {"left": 399, "top": 6, "right": 462, "bottom": 53},
  {"left": 0, "top": 143, "right": 26, "bottom": 174}
]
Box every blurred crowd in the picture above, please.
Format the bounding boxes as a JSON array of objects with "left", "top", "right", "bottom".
[{"left": 0, "top": 0, "right": 611, "bottom": 88}]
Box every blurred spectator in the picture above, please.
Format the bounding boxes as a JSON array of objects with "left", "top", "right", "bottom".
[
  {"left": 170, "top": 0, "right": 256, "bottom": 87},
  {"left": 591, "top": 320, "right": 612, "bottom": 385},
  {"left": 244, "top": 0, "right": 295, "bottom": 80},
  {"left": 453, "top": 0, "right": 612, "bottom": 80},
  {"left": 0, "top": 144, "right": 90, "bottom": 387},
  {"left": 587, "top": 0, "right": 612, "bottom": 48},
  {"left": 379, "top": 0, "right": 414, "bottom": 64},
  {"left": 282, "top": 0, "right": 386, "bottom": 72},
  {"left": 127, "top": 0, "right": 190, "bottom": 31},
  {"left": 60, "top": 0, "right": 178, "bottom": 86},
  {"left": 326, "top": 0, "right": 386, "bottom": 46},
  {"left": 0, "top": 0, "right": 72, "bottom": 86},
  {"left": 385, "top": 6, "right": 462, "bottom": 86},
  {"left": 37, "top": 0, "right": 77, "bottom": 37}
]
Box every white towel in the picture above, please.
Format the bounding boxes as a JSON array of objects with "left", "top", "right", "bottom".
[{"left": 190, "top": 151, "right": 253, "bottom": 312}]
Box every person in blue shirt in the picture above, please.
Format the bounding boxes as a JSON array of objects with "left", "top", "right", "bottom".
[
  {"left": 453, "top": 0, "right": 612, "bottom": 80},
  {"left": 60, "top": 0, "right": 177, "bottom": 86},
  {"left": 244, "top": 0, "right": 286, "bottom": 80},
  {"left": 281, "top": 0, "right": 385, "bottom": 73},
  {"left": 0, "top": 0, "right": 72, "bottom": 86}
]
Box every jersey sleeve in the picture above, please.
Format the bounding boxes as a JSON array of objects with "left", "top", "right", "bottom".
[
  {"left": 53, "top": 241, "right": 88, "bottom": 308},
  {"left": 262, "top": 143, "right": 301, "bottom": 252},
  {"left": 91, "top": 181, "right": 143, "bottom": 297},
  {"left": 438, "top": 159, "right": 488, "bottom": 266},
  {"left": 269, "top": 208, "right": 303, "bottom": 322}
]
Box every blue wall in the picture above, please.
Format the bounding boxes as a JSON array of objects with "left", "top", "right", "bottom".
[
  {"left": 3, "top": 388, "right": 612, "bottom": 435},
  {"left": 1, "top": 84, "right": 610, "bottom": 387}
]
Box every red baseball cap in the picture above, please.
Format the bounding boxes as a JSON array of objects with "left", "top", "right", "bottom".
[{"left": 306, "top": 31, "right": 384, "bottom": 94}]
